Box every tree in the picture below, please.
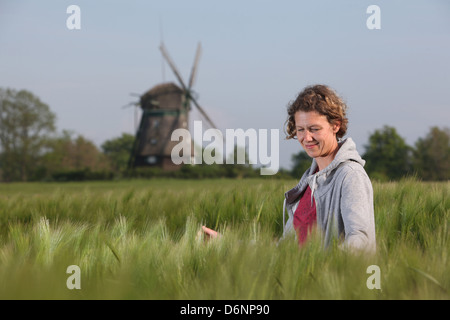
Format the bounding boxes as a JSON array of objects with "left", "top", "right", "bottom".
[
  {"left": 291, "top": 150, "right": 312, "bottom": 178},
  {"left": 0, "top": 88, "right": 56, "bottom": 181},
  {"left": 363, "top": 126, "right": 412, "bottom": 181},
  {"left": 43, "top": 131, "right": 111, "bottom": 172},
  {"left": 101, "top": 133, "right": 135, "bottom": 173},
  {"left": 413, "top": 126, "right": 450, "bottom": 181}
]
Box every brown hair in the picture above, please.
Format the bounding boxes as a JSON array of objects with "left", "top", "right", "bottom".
[{"left": 285, "top": 84, "right": 348, "bottom": 139}]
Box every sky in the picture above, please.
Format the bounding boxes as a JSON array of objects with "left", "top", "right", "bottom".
[{"left": 1, "top": 0, "right": 449, "bottom": 171}]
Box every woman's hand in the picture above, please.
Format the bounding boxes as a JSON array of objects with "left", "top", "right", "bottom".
[{"left": 199, "top": 225, "right": 220, "bottom": 240}]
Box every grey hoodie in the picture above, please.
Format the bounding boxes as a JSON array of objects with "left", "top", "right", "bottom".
[{"left": 282, "top": 137, "right": 376, "bottom": 252}]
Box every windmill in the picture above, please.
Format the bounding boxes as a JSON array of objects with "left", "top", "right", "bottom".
[{"left": 127, "top": 42, "right": 219, "bottom": 170}]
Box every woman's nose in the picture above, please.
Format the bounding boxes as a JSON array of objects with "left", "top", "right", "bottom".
[{"left": 304, "top": 130, "right": 313, "bottom": 141}]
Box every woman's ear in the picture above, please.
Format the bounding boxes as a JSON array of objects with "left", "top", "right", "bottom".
[{"left": 332, "top": 121, "right": 341, "bottom": 134}]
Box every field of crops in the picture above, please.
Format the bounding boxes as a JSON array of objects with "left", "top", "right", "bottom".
[{"left": 0, "top": 178, "right": 448, "bottom": 300}]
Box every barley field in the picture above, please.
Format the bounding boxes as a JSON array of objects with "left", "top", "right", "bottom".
[{"left": 0, "top": 178, "right": 448, "bottom": 300}]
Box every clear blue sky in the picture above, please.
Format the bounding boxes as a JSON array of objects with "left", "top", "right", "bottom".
[{"left": 1, "top": 0, "right": 449, "bottom": 170}]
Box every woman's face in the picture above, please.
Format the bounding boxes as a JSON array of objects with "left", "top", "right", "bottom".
[{"left": 294, "top": 111, "right": 340, "bottom": 159}]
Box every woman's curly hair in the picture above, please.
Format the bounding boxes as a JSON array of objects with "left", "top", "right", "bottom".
[{"left": 285, "top": 84, "right": 348, "bottom": 140}]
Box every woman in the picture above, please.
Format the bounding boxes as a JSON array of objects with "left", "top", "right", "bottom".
[
  {"left": 203, "top": 84, "right": 376, "bottom": 253},
  {"left": 282, "top": 84, "right": 376, "bottom": 252}
]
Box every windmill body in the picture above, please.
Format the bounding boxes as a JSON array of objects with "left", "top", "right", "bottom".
[{"left": 129, "top": 82, "right": 189, "bottom": 170}]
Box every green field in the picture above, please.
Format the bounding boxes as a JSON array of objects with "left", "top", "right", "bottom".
[{"left": 0, "top": 178, "right": 448, "bottom": 299}]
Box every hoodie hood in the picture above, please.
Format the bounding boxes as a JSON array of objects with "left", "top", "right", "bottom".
[
  {"left": 285, "top": 137, "right": 365, "bottom": 205},
  {"left": 310, "top": 137, "right": 365, "bottom": 173}
]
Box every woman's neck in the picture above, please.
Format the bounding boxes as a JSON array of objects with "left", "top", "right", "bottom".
[{"left": 315, "top": 141, "right": 340, "bottom": 171}]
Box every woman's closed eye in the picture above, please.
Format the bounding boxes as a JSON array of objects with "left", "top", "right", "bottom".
[{"left": 297, "top": 128, "right": 320, "bottom": 133}]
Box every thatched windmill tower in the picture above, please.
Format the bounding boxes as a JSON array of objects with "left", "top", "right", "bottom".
[{"left": 127, "top": 43, "right": 219, "bottom": 170}]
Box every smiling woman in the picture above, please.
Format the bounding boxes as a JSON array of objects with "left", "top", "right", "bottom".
[
  {"left": 282, "top": 84, "right": 376, "bottom": 252},
  {"left": 286, "top": 85, "right": 348, "bottom": 171},
  {"left": 201, "top": 85, "right": 376, "bottom": 253},
  {"left": 294, "top": 111, "right": 340, "bottom": 171}
]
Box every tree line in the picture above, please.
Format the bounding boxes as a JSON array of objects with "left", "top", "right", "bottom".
[
  {"left": 1, "top": 88, "right": 449, "bottom": 182},
  {"left": 0, "top": 88, "right": 263, "bottom": 181}
]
